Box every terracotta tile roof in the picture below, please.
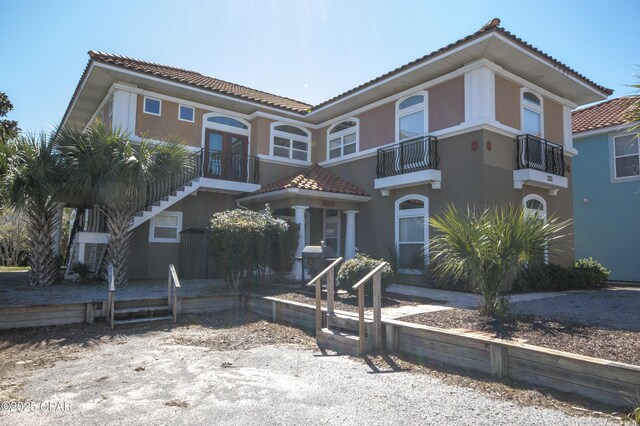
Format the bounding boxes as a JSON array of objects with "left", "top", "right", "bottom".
[
  {"left": 251, "top": 164, "right": 369, "bottom": 197},
  {"left": 572, "top": 96, "right": 640, "bottom": 133},
  {"left": 312, "top": 18, "right": 612, "bottom": 111},
  {"left": 88, "top": 51, "right": 312, "bottom": 113}
]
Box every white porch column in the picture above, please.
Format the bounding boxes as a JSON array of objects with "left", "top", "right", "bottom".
[
  {"left": 344, "top": 210, "right": 358, "bottom": 260},
  {"left": 292, "top": 205, "right": 309, "bottom": 280}
]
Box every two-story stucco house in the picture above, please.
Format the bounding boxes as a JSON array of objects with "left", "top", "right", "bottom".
[
  {"left": 572, "top": 96, "right": 640, "bottom": 283},
  {"left": 60, "top": 18, "right": 611, "bottom": 282}
]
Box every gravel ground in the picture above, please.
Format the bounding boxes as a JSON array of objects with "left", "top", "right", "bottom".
[
  {"left": 398, "top": 309, "right": 640, "bottom": 365},
  {"left": 511, "top": 287, "right": 640, "bottom": 331},
  {"left": 0, "top": 311, "right": 617, "bottom": 425}
]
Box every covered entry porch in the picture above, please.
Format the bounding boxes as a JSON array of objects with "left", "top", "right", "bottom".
[{"left": 237, "top": 164, "right": 371, "bottom": 279}]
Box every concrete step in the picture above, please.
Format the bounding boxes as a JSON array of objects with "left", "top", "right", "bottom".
[
  {"left": 316, "top": 327, "right": 361, "bottom": 356},
  {"left": 114, "top": 305, "right": 170, "bottom": 314},
  {"left": 113, "top": 316, "right": 173, "bottom": 326}
]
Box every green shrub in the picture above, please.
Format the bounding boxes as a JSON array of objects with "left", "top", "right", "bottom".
[
  {"left": 574, "top": 257, "right": 610, "bottom": 287},
  {"left": 209, "top": 207, "right": 297, "bottom": 289},
  {"left": 422, "top": 262, "right": 476, "bottom": 292},
  {"left": 337, "top": 253, "right": 393, "bottom": 297},
  {"left": 71, "top": 262, "right": 91, "bottom": 283},
  {"left": 514, "top": 259, "right": 608, "bottom": 293}
]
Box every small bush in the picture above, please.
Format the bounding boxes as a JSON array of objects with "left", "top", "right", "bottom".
[
  {"left": 337, "top": 253, "right": 393, "bottom": 298},
  {"left": 574, "top": 257, "right": 610, "bottom": 287},
  {"left": 71, "top": 262, "right": 91, "bottom": 283},
  {"left": 514, "top": 259, "right": 609, "bottom": 293},
  {"left": 423, "top": 261, "right": 476, "bottom": 293}
]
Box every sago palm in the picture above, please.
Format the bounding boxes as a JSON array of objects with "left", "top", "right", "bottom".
[
  {"left": 3, "top": 133, "right": 64, "bottom": 286},
  {"left": 57, "top": 121, "right": 191, "bottom": 286},
  {"left": 429, "top": 203, "right": 571, "bottom": 316}
]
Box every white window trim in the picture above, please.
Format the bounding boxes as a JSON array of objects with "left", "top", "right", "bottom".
[
  {"left": 523, "top": 194, "right": 548, "bottom": 263},
  {"left": 178, "top": 104, "right": 195, "bottom": 123},
  {"left": 323, "top": 209, "right": 341, "bottom": 256},
  {"left": 201, "top": 113, "right": 251, "bottom": 155},
  {"left": 326, "top": 118, "right": 359, "bottom": 161},
  {"left": 143, "top": 96, "right": 162, "bottom": 116},
  {"left": 270, "top": 122, "right": 311, "bottom": 162},
  {"left": 395, "top": 91, "right": 428, "bottom": 143},
  {"left": 609, "top": 131, "right": 640, "bottom": 182},
  {"left": 149, "top": 212, "right": 183, "bottom": 243},
  {"left": 520, "top": 88, "right": 544, "bottom": 138},
  {"left": 395, "top": 194, "right": 429, "bottom": 274}
]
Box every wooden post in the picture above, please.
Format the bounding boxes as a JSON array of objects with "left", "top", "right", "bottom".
[
  {"left": 358, "top": 285, "right": 365, "bottom": 355},
  {"left": 385, "top": 323, "right": 399, "bottom": 352},
  {"left": 85, "top": 303, "right": 94, "bottom": 324},
  {"left": 372, "top": 271, "right": 382, "bottom": 350},
  {"left": 315, "top": 278, "right": 322, "bottom": 332},
  {"left": 272, "top": 301, "right": 277, "bottom": 323},
  {"left": 326, "top": 265, "right": 334, "bottom": 329},
  {"left": 167, "top": 270, "right": 172, "bottom": 309},
  {"left": 173, "top": 284, "right": 178, "bottom": 322},
  {"left": 490, "top": 343, "right": 508, "bottom": 378}
]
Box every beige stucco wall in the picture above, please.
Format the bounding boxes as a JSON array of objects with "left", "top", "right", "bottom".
[
  {"left": 429, "top": 76, "right": 465, "bottom": 132},
  {"left": 135, "top": 96, "right": 204, "bottom": 148},
  {"left": 495, "top": 75, "right": 520, "bottom": 130},
  {"left": 543, "top": 97, "right": 563, "bottom": 144}
]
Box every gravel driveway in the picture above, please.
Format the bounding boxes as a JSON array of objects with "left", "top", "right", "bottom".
[
  {"left": 511, "top": 287, "right": 640, "bottom": 331},
  {"left": 1, "top": 335, "right": 610, "bottom": 425}
]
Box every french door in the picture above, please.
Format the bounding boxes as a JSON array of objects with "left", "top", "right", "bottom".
[{"left": 204, "top": 129, "right": 249, "bottom": 181}]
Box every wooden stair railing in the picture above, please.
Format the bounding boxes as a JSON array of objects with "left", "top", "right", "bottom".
[
  {"left": 107, "top": 264, "right": 115, "bottom": 330},
  {"left": 352, "top": 262, "right": 387, "bottom": 354},
  {"left": 305, "top": 257, "right": 343, "bottom": 332},
  {"left": 168, "top": 264, "right": 181, "bottom": 322}
]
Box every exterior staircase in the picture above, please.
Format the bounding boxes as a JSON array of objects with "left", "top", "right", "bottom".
[
  {"left": 131, "top": 177, "right": 201, "bottom": 229},
  {"left": 110, "top": 299, "right": 173, "bottom": 326}
]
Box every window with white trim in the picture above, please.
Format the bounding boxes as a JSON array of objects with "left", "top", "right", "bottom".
[
  {"left": 395, "top": 195, "right": 428, "bottom": 271},
  {"left": 271, "top": 124, "right": 310, "bottom": 162},
  {"left": 206, "top": 115, "right": 248, "bottom": 130},
  {"left": 143, "top": 97, "right": 161, "bottom": 116},
  {"left": 396, "top": 93, "right": 427, "bottom": 141},
  {"left": 521, "top": 90, "right": 543, "bottom": 137},
  {"left": 149, "top": 212, "right": 182, "bottom": 243},
  {"left": 523, "top": 194, "right": 548, "bottom": 264},
  {"left": 328, "top": 120, "right": 358, "bottom": 159},
  {"left": 178, "top": 105, "right": 194, "bottom": 122},
  {"left": 612, "top": 133, "right": 640, "bottom": 179}
]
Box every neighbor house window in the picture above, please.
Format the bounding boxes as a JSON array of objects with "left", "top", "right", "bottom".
[
  {"left": 521, "top": 90, "right": 543, "bottom": 137},
  {"left": 612, "top": 133, "right": 640, "bottom": 179},
  {"left": 271, "top": 123, "right": 310, "bottom": 162},
  {"left": 395, "top": 195, "right": 428, "bottom": 272},
  {"left": 178, "top": 105, "right": 194, "bottom": 122},
  {"left": 396, "top": 92, "right": 427, "bottom": 141},
  {"left": 328, "top": 119, "right": 358, "bottom": 160},
  {"left": 149, "top": 212, "right": 182, "bottom": 243},
  {"left": 143, "top": 97, "right": 161, "bottom": 116}
]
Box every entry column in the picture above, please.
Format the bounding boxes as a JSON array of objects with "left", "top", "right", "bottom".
[
  {"left": 344, "top": 210, "right": 358, "bottom": 260},
  {"left": 292, "top": 205, "right": 309, "bottom": 280}
]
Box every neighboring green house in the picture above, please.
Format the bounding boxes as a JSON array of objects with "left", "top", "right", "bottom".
[{"left": 572, "top": 96, "right": 640, "bottom": 283}]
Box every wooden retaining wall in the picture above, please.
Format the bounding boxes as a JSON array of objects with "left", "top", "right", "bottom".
[
  {"left": 180, "top": 294, "right": 241, "bottom": 314},
  {"left": 0, "top": 303, "right": 96, "bottom": 329}
]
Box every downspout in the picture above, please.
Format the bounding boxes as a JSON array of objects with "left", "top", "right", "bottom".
[{"left": 236, "top": 199, "right": 248, "bottom": 210}]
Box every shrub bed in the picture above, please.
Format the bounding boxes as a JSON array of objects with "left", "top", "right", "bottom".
[
  {"left": 513, "top": 258, "right": 610, "bottom": 293},
  {"left": 337, "top": 253, "right": 393, "bottom": 297}
]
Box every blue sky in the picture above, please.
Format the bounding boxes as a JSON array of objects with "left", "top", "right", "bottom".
[{"left": 2, "top": 0, "right": 639, "bottom": 133}]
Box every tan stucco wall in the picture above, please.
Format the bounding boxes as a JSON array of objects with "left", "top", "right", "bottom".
[
  {"left": 495, "top": 75, "right": 520, "bottom": 129},
  {"left": 543, "top": 97, "right": 563, "bottom": 144},
  {"left": 429, "top": 76, "right": 465, "bottom": 132},
  {"left": 135, "top": 96, "right": 204, "bottom": 148}
]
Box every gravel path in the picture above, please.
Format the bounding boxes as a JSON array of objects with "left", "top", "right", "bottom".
[
  {"left": 511, "top": 287, "right": 640, "bottom": 331},
  {"left": 1, "top": 339, "right": 610, "bottom": 425}
]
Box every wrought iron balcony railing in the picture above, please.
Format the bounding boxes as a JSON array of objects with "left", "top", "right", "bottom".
[
  {"left": 376, "top": 135, "right": 439, "bottom": 178},
  {"left": 203, "top": 150, "right": 260, "bottom": 184},
  {"left": 516, "top": 134, "right": 565, "bottom": 176}
]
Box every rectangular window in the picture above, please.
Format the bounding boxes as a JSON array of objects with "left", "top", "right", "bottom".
[
  {"left": 178, "top": 105, "right": 194, "bottom": 122},
  {"left": 149, "top": 212, "right": 182, "bottom": 243},
  {"left": 399, "top": 110, "right": 424, "bottom": 141},
  {"left": 613, "top": 134, "right": 640, "bottom": 179},
  {"left": 143, "top": 97, "right": 161, "bottom": 116}
]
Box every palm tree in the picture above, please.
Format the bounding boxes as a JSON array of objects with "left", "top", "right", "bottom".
[
  {"left": 3, "top": 133, "right": 64, "bottom": 286},
  {"left": 57, "top": 121, "right": 192, "bottom": 286},
  {"left": 428, "top": 203, "right": 571, "bottom": 316}
]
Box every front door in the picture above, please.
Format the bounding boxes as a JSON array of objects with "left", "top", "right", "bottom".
[{"left": 204, "top": 129, "right": 249, "bottom": 181}]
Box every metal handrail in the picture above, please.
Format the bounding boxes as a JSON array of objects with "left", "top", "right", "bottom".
[
  {"left": 376, "top": 135, "right": 439, "bottom": 178},
  {"left": 516, "top": 134, "right": 565, "bottom": 176},
  {"left": 107, "top": 264, "right": 115, "bottom": 330},
  {"left": 168, "top": 264, "right": 181, "bottom": 323},
  {"left": 203, "top": 150, "right": 260, "bottom": 183}
]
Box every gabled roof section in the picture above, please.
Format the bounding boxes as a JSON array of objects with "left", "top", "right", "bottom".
[
  {"left": 572, "top": 96, "right": 640, "bottom": 134},
  {"left": 251, "top": 164, "right": 369, "bottom": 197},
  {"left": 311, "top": 18, "right": 613, "bottom": 111},
  {"left": 88, "top": 51, "right": 313, "bottom": 113}
]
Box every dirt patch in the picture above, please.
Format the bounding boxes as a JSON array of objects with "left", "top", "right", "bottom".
[
  {"left": 398, "top": 309, "right": 640, "bottom": 366},
  {"left": 252, "top": 286, "right": 442, "bottom": 313}
]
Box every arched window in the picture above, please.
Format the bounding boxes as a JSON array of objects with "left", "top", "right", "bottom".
[
  {"left": 271, "top": 123, "right": 311, "bottom": 162},
  {"left": 395, "top": 195, "right": 429, "bottom": 272},
  {"left": 521, "top": 90, "right": 543, "bottom": 137},
  {"left": 328, "top": 119, "right": 358, "bottom": 160},
  {"left": 396, "top": 92, "right": 428, "bottom": 142},
  {"left": 206, "top": 115, "right": 248, "bottom": 130},
  {"left": 523, "top": 194, "right": 548, "bottom": 264}
]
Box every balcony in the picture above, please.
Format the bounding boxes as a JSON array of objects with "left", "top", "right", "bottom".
[
  {"left": 200, "top": 149, "right": 261, "bottom": 193},
  {"left": 374, "top": 136, "right": 441, "bottom": 195},
  {"left": 513, "top": 134, "right": 567, "bottom": 195}
]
